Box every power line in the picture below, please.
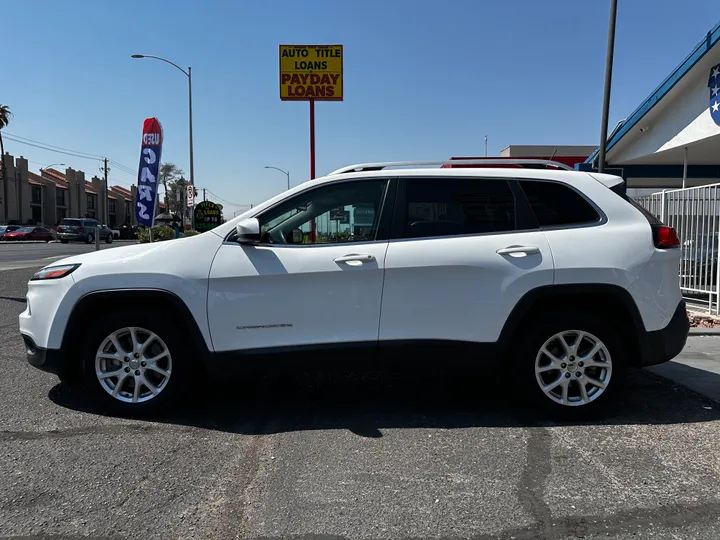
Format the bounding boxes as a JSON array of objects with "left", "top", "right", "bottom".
[
  {"left": 4, "top": 134, "right": 104, "bottom": 161},
  {"left": 4, "top": 132, "right": 104, "bottom": 159}
]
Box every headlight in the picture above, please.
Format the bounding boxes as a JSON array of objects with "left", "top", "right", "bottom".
[{"left": 30, "top": 263, "right": 81, "bottom": 281}]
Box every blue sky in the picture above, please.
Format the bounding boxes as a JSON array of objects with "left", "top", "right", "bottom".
[{"left": 2, "top": 0, "right": 718, "bottom": 216}]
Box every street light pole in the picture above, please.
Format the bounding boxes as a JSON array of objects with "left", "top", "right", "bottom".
[
  {"left": 264, "top": 166, "right": 290, "bottom": 191},
  {"left": 131, "top": 53, "right": 195, "bottom": 229},
  {"left": 597, "top": 0, "right": 618, "bottom": 174}
]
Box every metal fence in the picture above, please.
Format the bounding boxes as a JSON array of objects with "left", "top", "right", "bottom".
[{"left": 635, "top": 184, "right": 720, "bottom": 314}]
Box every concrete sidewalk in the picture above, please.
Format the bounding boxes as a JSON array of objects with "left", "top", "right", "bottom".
[{"left": 648, "top": 336, "right": 720, "bottom": 403}]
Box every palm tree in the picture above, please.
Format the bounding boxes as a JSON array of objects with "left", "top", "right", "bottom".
[
  {"left": 160, "top": 162, "right": 183, "bottom": 211},
  {"left": 0, "top": 104, "right": 11, "bottom": 178}
]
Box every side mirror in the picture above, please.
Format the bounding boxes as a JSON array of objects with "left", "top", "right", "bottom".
[{"left": 235, "top": 217, "right": 261, "bottom": 244}]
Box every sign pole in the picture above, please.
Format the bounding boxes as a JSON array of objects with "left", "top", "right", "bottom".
[{"left": 310, "top": 99, "right": 316, "bottom": 243}]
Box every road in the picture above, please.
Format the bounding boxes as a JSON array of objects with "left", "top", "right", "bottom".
[
  {"left": 2, "top": 266, "right": 720, "bottom": 539},
  {"left": 0, "top": 241, "right": 131, "bottom": 270}
]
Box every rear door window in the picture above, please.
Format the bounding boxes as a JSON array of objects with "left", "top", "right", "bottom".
[{"left": 400, "top": 178, "right": 517, "bottom": 239}]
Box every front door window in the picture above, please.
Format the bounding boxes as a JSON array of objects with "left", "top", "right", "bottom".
[{"left": 257, "top": 180, "right": 389, "bottom": 245}]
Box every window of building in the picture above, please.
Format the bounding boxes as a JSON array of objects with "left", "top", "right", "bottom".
[
  {"left": 109, "top": 199, "right": 116, "bottom": 213},
  {"left": 56, "top": 207, "right": 67, "bottom": 222},
  {"left": 519, "top": 180, "right": 601, "bottom": 227},
  {"left": 31, "top": 205, "right": 42, "bottom": 224},
  {"left": 31, "top": 186, "right": 42, "bottom": 204},
  {"left": 402, "top": 178, "right": 516, "bottom": 239},
  {"left": 257, "top": 180, "right": 388, "bottom": 245},
  {"left": 87, "top": 194, "right": 96, "bottom": 209},
  {"left": 56, "top": 189, "right": 66, "bottom": 206}
]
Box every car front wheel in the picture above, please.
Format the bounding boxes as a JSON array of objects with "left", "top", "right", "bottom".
[
  {"left": 513, "top": 312, "right": 626, "bottom": 418},
  {"left": 82, "top": 313, "right": 192, "bottom": 414}
]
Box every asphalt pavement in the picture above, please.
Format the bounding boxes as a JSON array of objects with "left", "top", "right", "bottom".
[
  {"left": 2, "top": 266, "right": 720, "bottom": 539},
  {"left": 0, "top": 241, "right": 131, "bottom": 270}
]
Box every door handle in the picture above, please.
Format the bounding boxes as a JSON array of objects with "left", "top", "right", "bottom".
[
  {"left": 496, "top": 245, "right": 541, "bottom": 255},
  {"left": 334, "top": 253, "right": 376, "bottom": 263}
]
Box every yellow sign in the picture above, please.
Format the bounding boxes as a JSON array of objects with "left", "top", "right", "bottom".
[{"left": 279, "top": 45, "right": 343, "bottom": 101}]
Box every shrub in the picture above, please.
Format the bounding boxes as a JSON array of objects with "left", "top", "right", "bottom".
[
  {"left": 181, "top": 230, "right": 200, "bottom": 238},
  {"left": 138, "top": 225, "right": 176, "bottom": 243}
]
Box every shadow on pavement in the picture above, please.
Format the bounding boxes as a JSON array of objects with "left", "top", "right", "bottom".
[{"left": 48, "top": 366, "right": 720, "bottom": 437}]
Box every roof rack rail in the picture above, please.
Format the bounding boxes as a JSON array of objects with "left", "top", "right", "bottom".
[{"left": 328, "top": 159, "right": 574, "bottom": 175}]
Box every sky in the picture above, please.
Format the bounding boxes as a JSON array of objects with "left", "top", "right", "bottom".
[{"left": 2, "top": 0, "right": 719, "bottom": 217}]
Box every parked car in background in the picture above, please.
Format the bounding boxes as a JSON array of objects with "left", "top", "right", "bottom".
[
  {"left": 0, "top": 224, "right": 22, "bottom": 239},
  {"left": 3, "top": 226, "right": 54, "bottom": 242},
  {"left": 56, "top": 218, "right": 113, "bottom": 244}
]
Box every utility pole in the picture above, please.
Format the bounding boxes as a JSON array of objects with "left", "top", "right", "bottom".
[
  {"left": 101, "top": 158, "right": 110, "bottom": 224},
  {"left": 597, "top": 0, "right": 618, "bottom": 173},
  {"left": 203, "top": 188, "right": 206, "bottom": 202}
]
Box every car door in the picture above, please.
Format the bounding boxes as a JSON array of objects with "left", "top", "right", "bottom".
[
  {"left": 378, "top": 176, "right": 554, "bottom": 345},
  {"left": 207, "top": 178, "right": 395, "bottom": 353}
]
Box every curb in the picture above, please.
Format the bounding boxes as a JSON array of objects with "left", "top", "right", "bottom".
[{"left": 689, "top": 328, "right": 720, "bottom": 336}]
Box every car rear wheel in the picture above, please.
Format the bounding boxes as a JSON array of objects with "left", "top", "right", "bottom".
[
  {"left": 512, "top": 312, "right": 626, "bottom": 418},
  {"left": 81, "top": 312, "right": 193, "bottom": 414},
  {"left": 105, "top": 234, "right": 113, "bottom": 244},
  {"left": 86, "top": 234, "right": 94, "bottom": 244},
  {"left": 60, "top": 239, "right": 69, "bottom": 244}
]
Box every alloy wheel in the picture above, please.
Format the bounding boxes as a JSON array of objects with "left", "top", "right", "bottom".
[
  {"left": 534, "top": 330, "right": 612, "bottom": 407},
  {"left": 95, "top": 326, "right": 172, "bottom": 403}
]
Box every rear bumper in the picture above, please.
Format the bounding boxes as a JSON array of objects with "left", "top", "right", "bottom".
[
  {"left": 638, "top": 300, "right": 690, "bottom": 367},
  {"left": 22, "top": 334, "right": 66, "bottom": 376}
]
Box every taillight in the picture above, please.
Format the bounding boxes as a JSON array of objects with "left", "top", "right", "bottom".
[
  {"left": 77, "top": 227, "right": 84, "bottom": 232},
  {"left": 652, "top": 225, "right": 680, "bottom": 249}
]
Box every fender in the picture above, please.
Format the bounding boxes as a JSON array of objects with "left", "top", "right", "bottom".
[
  {"left": 62, "top": 288, "right": 213, "bottom": 363},
  {"left": 498, "top": 283, "right": 647, "bottom": 364}
]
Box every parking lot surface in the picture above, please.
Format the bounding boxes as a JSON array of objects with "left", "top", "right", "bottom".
[
  {"left": 0, "top": 241, "right": 130, "bottom": 270},
  {"left": 2, "top": 266, "right": 720, "bottom": 539}
]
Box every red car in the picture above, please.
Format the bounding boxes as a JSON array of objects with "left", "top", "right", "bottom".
[{"left": 3, "top": 226, "right": 54, "bottom": 242}]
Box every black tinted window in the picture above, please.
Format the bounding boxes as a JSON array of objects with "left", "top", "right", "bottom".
[
  {"left": 403, "top": 178, "right": 516, "bottom": 239},
  {"left": 520, "top": 181, "right": 600, "bottom": 227}
]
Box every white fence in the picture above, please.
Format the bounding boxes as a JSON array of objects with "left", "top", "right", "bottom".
[{"left": 635, "top": 184, "right": 720, "bottom": 314}]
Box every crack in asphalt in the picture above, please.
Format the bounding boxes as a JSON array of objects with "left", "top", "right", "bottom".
[{"left": 0, "top": 423, "right": 198, "bottom": 442}]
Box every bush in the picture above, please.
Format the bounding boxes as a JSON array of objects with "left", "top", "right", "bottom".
[
  {"left": 181, "top": 230, "right": 200, "bottom": 238},
  {"left": 138, "top": 225, "right": 176, "bottom": 243}
]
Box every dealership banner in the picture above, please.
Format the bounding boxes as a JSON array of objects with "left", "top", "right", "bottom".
[{"left": 135, "top": 117, "right": 164, "bottom": 227}]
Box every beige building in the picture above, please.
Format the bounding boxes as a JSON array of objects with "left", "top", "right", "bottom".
[{"left": 1, "top": 152, "right": 153, "bottom": 228}]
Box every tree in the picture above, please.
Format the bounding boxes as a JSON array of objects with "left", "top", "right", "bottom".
[
  {"left": 167, "top": 176, "right": 189, "bottom": 218},
  {"left": 0, "top": 105, "right": 11, "bottom": 203},
  {"left": 159, "top": 162, "right": 183, "bottom": 212}
]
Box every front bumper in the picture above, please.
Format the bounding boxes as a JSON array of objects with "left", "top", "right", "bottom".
[
  {"left": 23, "top": 334, "right": 66, "bottom": 376},
  {"left": 638, "top": 300, "right": 690, "bottom": 367}
]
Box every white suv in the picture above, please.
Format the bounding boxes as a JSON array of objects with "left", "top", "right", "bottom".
[{"left": 19, "top": 160, "right": 689, "bottom": 416}]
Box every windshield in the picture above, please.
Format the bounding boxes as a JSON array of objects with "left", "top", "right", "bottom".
[
  {"left": 59, "top": 219, "right": 81, "bottom": 226},
  {"left": 15, "top": 227, "right": 33, "bottom": 232}
]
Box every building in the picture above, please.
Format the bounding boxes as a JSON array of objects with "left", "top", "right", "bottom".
[
  {"left": 444, "top": 145, "right": 595, "bottom": 169},
  {"left": 580, "top": 20, "right": 720, "bottom": 197},
  {"left": 1, "top": 152, "right": 162, "bottom": 227}
]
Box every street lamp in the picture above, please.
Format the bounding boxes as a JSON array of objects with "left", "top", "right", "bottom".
[
  {"left": 131, "top": 53, "right": 195, "bottom": 228},
  {"left": 39, "top": 163, "right": 65, "bottom": 175},
  {"left": 264, "top": 166, "right": 290, "bottom": 191}
]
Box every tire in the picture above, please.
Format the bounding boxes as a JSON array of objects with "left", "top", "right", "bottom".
[
  {"left": 105, "top": 234, "right": 113, "bottom": 244},
  {"left": 80, "top": 311, "right": 194, "bottom": 415},
  {"left": 60, "top": 239, "right": 69, "bottom": 244},
  {"left": 511, "top": 312, "right": 627, "bottom": 419},
  {"left": 86, "top": 234, "right": 94, "bottom": 244}
]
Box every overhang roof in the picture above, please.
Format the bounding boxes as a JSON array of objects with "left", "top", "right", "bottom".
[{"left": 586, "top": 20, "right": 720, "bottom": 167}]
